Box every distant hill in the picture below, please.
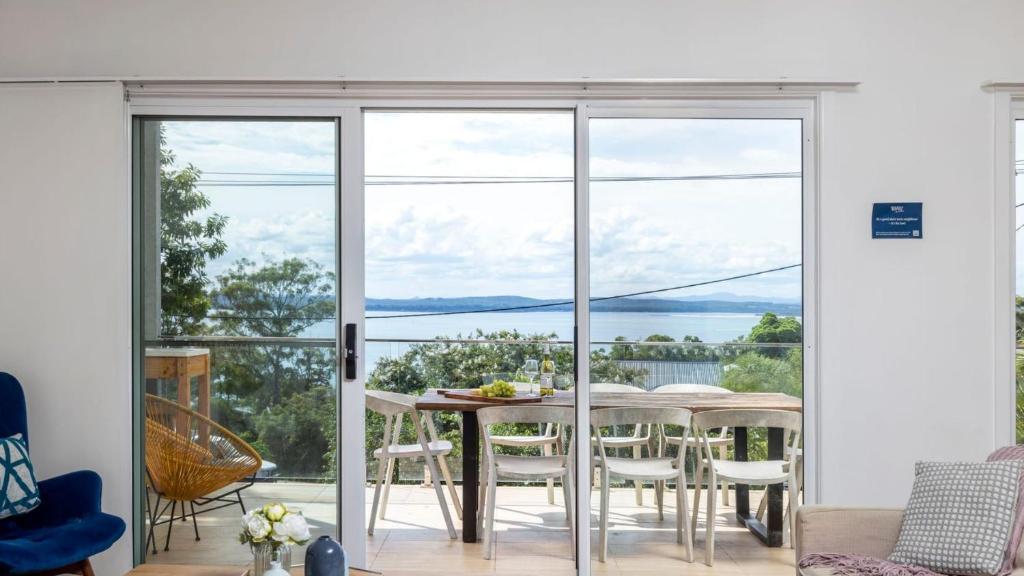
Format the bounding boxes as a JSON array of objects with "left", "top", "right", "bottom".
[{"left": 365, "top": 295, "right": 801, "bottom": 316}]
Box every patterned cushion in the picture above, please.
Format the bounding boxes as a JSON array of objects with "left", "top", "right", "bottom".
[
  {"left": 889, "top": 461, "right": 1023, "bottom": 575},
  {"left": 0, "top": 434, "right": 41, "bottom": 519}
]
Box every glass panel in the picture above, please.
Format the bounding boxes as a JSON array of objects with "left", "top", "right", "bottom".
[
  {"left": 1016, "top": 120, "right": 1024, "bottom": 443},
  {"left": 137, "top": 119, "right": 337, "bottom": 565},
  {"left": 588, "top": 118, "right": 804, "bottom": 569},
  {"left": 363, "top": 111, "right": 576, "bottom": 574}
]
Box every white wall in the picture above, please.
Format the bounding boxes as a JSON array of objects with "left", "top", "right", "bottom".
[
  {"left": 0, "top": 83, "right": 131, "bottom": 574},
  {"left": 2, "top": 0, "right": 1024, "bottom": 569}
]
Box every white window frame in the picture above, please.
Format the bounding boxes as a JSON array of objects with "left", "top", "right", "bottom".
[
  {"left": 994, "top": 90, "right": 1024, "bottom": 447},
  {"left": 128, "top": 84, "right": 828, "bottom": 574}
]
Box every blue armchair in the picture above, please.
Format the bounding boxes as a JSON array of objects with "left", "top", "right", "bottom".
[{"left": 0, "top": 373, "right": 126, "bottom": 575}]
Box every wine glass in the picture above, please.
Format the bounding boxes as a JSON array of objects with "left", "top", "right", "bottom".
[{"left": 523, "top": 359, "right": 540, "bottom": 395}]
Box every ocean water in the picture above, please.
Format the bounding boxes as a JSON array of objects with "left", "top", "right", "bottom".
[{"left": 303, "top": 310, "right": 790, "bottom": 372}]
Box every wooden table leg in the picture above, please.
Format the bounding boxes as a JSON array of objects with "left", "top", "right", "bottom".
[
  {"left": 176, "top": 357, "right": 189, "bottom": 434},
  {"left": 734, "top": 426, "right": 784, "bottom": 547},
  {"left": 734, "top": 426, "right": 750, "bottom": 519},
  {"left": 198, "top": 354, "right": 211, "bottom": 447},
  {"left": 462, "top": 410, "right": 479, "bottom": 543}
]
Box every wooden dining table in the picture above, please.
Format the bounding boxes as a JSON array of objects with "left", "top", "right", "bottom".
[{"left": 415, "top": 390, "right": 802, "bottom": 548}]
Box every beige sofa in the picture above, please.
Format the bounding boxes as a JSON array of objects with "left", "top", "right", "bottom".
[{"left": 796, "top": 506, "right": 1024, "bottom": 576}]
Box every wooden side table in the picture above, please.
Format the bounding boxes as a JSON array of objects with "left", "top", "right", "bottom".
[{"left": 145, "top": 347, "right": 211, "bottom": 418}]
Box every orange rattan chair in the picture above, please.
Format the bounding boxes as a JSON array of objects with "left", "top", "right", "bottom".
[{"left": 145, "top": 394, "right": 262, "bottom": 553}]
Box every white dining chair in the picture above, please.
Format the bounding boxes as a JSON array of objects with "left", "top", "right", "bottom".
[
  {"left": 690, "top": 409, "right": 801, "bottom": 566},
  {"left": 591, "top": 406, "right": 694, "bottom": 563},
  {"left": 477, "top": 405, "right": 575, "bottom": 560},
  {"left": 756, "top": 445, "right": 802, "bottom": 531},
  {"left": 589, "top": 383, "right": 651, "bottom": 505},
  {"left": 365, "top": 390, "right": 460, "bottom": 539},
  {"left": 483, "top": 375, "right": 562, "bottom": 504},
  {"left": 653, "top": 384, "right": 734, "bottom": 506}
]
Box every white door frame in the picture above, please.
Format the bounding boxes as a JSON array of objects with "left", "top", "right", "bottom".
[
  {"left": 129, "top": 91, "right": 824, "bottom": 575},
  {"left": 575, "top": 99, "right": 820, "bottom": 567},
  {"left": 993, "top": 92, "right": 1024, "bottom": 447}
]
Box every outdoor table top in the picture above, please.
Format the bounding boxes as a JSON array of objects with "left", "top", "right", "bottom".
[{"left": 415, "top": 390, "right": 802, "bottom": 413}]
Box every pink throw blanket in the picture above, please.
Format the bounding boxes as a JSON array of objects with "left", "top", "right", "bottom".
[{"left": 799, "top": 554, "right": 945, "bottom": 576}]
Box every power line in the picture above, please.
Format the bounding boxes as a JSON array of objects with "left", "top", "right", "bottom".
[
  {"left": 169, "top": 263, "right": 801, "bottom": 322},
  {"left": 193, "top": 172, "right": 802, "bottom": 187}
]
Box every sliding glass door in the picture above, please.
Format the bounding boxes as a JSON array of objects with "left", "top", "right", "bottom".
[
  {"left": 132, "top": 98, "right": 817, "bottom": 576},
  {"left": 134, "top": 118, "right": 339, "bottom": 565},
  {"left": 362, "top": 110, "right": 577, "bottom": 575},
  {"left": 582, "top": 105, "right": 811, "bottom": 569}
]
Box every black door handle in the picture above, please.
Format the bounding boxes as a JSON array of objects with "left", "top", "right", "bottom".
[{"left": 344, "top": 323, "right": 357, "bottom": 380}]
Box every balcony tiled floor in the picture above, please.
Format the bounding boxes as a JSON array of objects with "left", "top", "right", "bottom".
[{"left": 145, "top": 482, "right": 795, "bottom": 575}]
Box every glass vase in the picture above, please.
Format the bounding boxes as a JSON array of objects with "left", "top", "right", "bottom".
[{"left": 252, "top": 542, "right": 291, "bottom": 575}]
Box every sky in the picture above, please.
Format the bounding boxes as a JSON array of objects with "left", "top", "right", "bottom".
[{"left": 159, "top": 112, "right": 803, "bottom": 302}]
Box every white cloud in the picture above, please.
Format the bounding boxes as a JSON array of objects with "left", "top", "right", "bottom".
[{"left": 161, "top": 113, "right": 803, "bottom": 302}]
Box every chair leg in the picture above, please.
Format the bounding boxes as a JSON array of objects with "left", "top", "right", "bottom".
[
  {"left": 562, "top": 472, "right": 575, "bottom": 560},
  {"left": 368, "top": 456, "right": 388, "bottom": 536},
  {"left": 236, "top": 488, "right": 247, "bottom": 514},
  {"left": 380, "top": 457, "right": 396, "bottom": 520},
  {"left": 599, "top": 468, "right": 610, "bottom": 563},
  {"left": 80, "top": 559, "right": 96, "bottom": 576},
  {"left": 147, "top": 493, "right": 160, "bottom": 555},
  {"left": 478, "top": 452, "right": 488, "bottom": 539},
  {"left": 705, "top": 471, "right": 717, "bottom": 567},
  {"left": 756, "top": 489, "right": 768, "bottom": 521},
  {"left": 719, "top": 444, "right": 730, "bottom": 506},
  {"left": 437, "top": 454, "right": 463, "bottom": 520},
  {"left": 691, "top": 461, "right": 703, "bottom": 539},
  {"left": 483, "top": 464, "right": 498, "bottom": 560},
  {"left": 544, "top": 442, "right": 555, "bottom": 505},
  {"left": 164, "top": 500, "right": 177, "bottom": 552},
  {"left": 677, "top": 472, "right": 693, "bottom": 563},
  {"left": 189, "top": 501, "right": 201, "bottom": 541},
  {"left": 412, "top": 412, "right": 456, "bottom": 540},
  {"left": 656, "top": 479, "right": 664, "bottom": 521},
  {"left": 788, "top": 478, "right": 800, "bottom": 549},
  {"left": 633, "top": 445, "right": 643, "bottom": 505}
]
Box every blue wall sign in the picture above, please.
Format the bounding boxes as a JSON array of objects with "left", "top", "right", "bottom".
[{"left": 872, "top": 202, "right": 922, "bottom": 239}]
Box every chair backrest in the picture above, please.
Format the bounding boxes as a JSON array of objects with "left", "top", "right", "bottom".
[
  {"left": 653, "top": 383, "right": 732, "bottom": 394},
  {"left": 0, "top": 373, "right": 28, "bottom": 450},
  {"left": 477, "top": 405, "right": 574, "bottom": 458},
  {"left": 590, "top": 382, "right": 646, "bottom": 393},
  {"left": 591, "top": 407, "right": 691, "bottom": 463},
  {"left": 591, "top": 406, "right": 691, "bottom": 431},
  {"left": 145, "top": 394, "right": 261, "bottom": 500},
  {"left": 365, "top": 389, "right": 416, "bottom": 416},
  {"left": 692, "top": 409, "right": 801, "bottom": 461}
]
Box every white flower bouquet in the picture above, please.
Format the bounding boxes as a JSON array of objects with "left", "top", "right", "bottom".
[{"left": 240, "top": 502, "right": 312, "bottom": 555}]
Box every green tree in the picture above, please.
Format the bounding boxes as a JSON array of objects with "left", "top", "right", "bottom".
[
  {"left": 209, "top": 257, "right": 338, "bottom": 478},
  {"left": 254, "top": 387, "right": 336, "bottom": 478},
  {"left": 1016, "top": 296, "right": 1024, "bottom": 342},
  {"left": 158, "top": 131, "right": 228, "bottom": 336},
  {"left": 609, "top": 334, "right": 718, "bottom": 362},
  {"left": 213, "top": 257, "right": 336, "bottom": 405},
  {"left": 743, "top": 312, "right": 802, "bottom": 358}
]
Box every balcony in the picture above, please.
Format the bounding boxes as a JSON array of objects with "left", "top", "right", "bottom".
[{"left": 143, "top": 335, "right": 801, "bottom": 574}]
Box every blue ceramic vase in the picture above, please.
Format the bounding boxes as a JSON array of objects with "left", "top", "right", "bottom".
[{"left": 305, "top": 535, "right": 348, "bottom": 576}]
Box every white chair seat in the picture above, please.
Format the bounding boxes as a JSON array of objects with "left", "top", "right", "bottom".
[
  {"left": 373, "top": 439, "right": 453, "bottom": 458},
  {"left": 493, "top": 454, "right": 568, "bottom": 479},
  {"left": 490, "top": 434, "right": 559, "bottom": 447},
  {"left": 711, "top": 459, "right": 790, "bottom": 484},
  {"left": 604, "top": 456, "right": 679, "bottom": 481}
]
